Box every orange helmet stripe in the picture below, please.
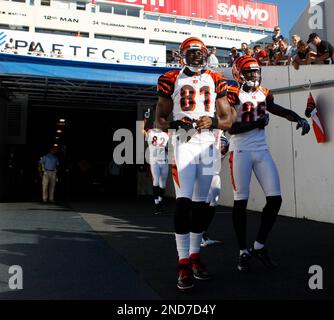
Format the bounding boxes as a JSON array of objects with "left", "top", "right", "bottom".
[
  {"left": 181, "top": 37, "right": 205, "bottom": 49},
  {"left": 180, "top": 37, "right": 208, "bottom": 54},
  {"left": 237, "top": 57, "right": 259, "bottom": 71}
]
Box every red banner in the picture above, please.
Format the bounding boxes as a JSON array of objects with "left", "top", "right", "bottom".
[{"left": 107, "top": 0, "right": 278, "bottom": 29}]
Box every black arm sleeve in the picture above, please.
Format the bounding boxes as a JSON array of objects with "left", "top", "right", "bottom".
[
  {"left": 266, "top": 92, "right": 302, "bottom": 122},
  {"left": 228, "top": 122, "right": 259, "bottom": 135},
  {"left": 266, "top": 102, "right": 302, "bottom": 122}
]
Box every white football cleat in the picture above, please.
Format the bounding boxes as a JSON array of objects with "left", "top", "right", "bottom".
[{"left": 200, "top": 237, "right": 221, "bottom": 247}]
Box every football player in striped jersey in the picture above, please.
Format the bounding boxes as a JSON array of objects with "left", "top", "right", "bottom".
[
  {"left": 143, "top": 108, "right": 169, "bottom": 214},
  {"left": 155, "top": 37, "right": 236, "bottom": 292},
  {"left": 227, "top": 56, "right": 310, "bottom": 273}
]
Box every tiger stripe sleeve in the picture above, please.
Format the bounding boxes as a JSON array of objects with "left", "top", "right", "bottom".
[
  {"left": 260, "top": 86, "right": 274, "bottom": 105},
  {"left": 211, "top": 72, "right": 228, "bottom": 98},
  {"left": 157, "top": 70, "right": 179, "bottom": 98},
  {"left": 227, "top": 85, "right": 240, "bottom": 107}
]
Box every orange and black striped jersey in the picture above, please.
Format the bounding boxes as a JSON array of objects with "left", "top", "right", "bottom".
[
  {"left": 227, "top": 84, "right": 240, "bottom": 106},
  {"left": 157, "top": 70, "right": 181, "bottom": 98},
  {"left": 261, "top": 87, "right": 274, "bottom": 105},
  {"left": 228, "top": 85, "right": 273, "bottom": 152},
  {"left": 227, "top": 85, "right": 273, "bottom": 108},
  {"left": 157, "top": 69, "right": 228, "bottom": 121}
]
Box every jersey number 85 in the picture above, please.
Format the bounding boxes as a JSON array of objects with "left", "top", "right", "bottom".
[{"left": 242, "top": 101, "right": 266, "bottom": 123}]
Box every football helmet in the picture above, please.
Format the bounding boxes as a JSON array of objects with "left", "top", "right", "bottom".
[
  {"left": 232, "top": 56, "right": 262, "bottom": 89},
  {"left": 179, "top": 37, "right": 208, "bottom": 72}
]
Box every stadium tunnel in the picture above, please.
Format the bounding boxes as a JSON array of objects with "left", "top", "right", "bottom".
[{"left": 0, "top": 53, "right": 169, "bottom": 202}]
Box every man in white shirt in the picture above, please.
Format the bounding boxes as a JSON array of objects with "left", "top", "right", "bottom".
[
  {"left": 207, "top": 47, "right": 219, "bottom": 68},
  {"left": 275, "top": 39, "right": 294, "bottom": 65}
]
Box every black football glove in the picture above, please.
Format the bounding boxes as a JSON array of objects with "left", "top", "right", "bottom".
[
  {"left": 256, "top": 114, "right": 270, "bottom": 129},
  {"left": 296, "top": 118, "right": 310, "bottom": 135},
  {"left": 170, "top": 118, "right": 196, "bottom": 131}
]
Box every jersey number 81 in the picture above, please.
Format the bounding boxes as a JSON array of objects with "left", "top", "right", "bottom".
[{"left": 180, "top": 85, "right": 211, "bottom": 112}]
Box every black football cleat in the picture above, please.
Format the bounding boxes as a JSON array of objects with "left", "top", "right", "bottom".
[
  {"left": 154, "top": 203, "right": 163, "bottom": 215},
  {"left": 190, "top": 254, "right": 211, "bottom": 281},
  {"left": 177, "top": 262, "right": 194, "bottom": 292},
  {"left": 249, "top": 246, "right": 278, "bottom": 270},
  {"left": 237, "top": 252, "right": 251, "bottom": 273}
]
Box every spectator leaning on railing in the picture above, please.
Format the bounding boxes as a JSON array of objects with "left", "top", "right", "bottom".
[
  {"left": 292, "top": 40, "right": 312, "bottom": 70},
  {"left": 264, "top": 44, "right": 276, "bottom": 66},
  {"left": 272, "top": 39, "right": 280, "bottom": 55},
  {"left": 254, "top": 45, "right": 268, "bottom": 66},
  {"left": 275, "top": 39, "right": 294, "bottom": 65},
  {"left": 290, "top": 35, "right": 300, "bottom": 57},
  {"left": 244, "top": 47, "right": 254, "bottom": 57},
  {"left": 307, "top": 33, "right": 334, "bottom": 65},
  {"left": 229, "top": 47, "right": 242, "bottom": 66}
]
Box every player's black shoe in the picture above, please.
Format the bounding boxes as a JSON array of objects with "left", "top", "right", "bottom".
[
  {"left": 190, "top": 253, "right": 211, "bottom": 280},
  {"left": 249, "top": 246, "right": 278, "bottom": 270},
  {"left": 154, "top": 203, "right": 163, "bottom": 215},
  {"left": 177, "top": 261, "right": 194, "bottom": 292},
  {"left": 237, "top": 252, "right": 251, "bottom": 273}
]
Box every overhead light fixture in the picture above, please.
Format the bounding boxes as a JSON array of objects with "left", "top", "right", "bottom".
[
  {"left": 59, "top": 119, "right": 66, "bottom": 123},
  {"left": 55, "top": 136, "right": 60, "bottom": 140},
  {"left": 57, "top": 130, "right": 62, "bottom": 133},
  {"left": 53, "top": 144, "right": 59, "bottom": 147}
]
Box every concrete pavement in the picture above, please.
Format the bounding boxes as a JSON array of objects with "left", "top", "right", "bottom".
[
  {"left": 0, "top": 197, "right": 333, "bottom": 300},
  {"left": 0, "top": 202, "right": 159, "bottom": 299}
]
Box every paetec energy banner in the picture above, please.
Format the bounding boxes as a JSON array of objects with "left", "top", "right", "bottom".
[
  {"left": 108, "top": 0, "right": 278, "bottom": 29},
  {"left": 0, "top": 29, "right": 166, "bottom": 66}
]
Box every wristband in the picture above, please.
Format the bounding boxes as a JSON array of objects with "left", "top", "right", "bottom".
[{"left": 209, "top": 117, "right": 219, "bottom": 129}]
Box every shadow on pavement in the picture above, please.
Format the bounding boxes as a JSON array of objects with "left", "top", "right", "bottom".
[{"left": 69, "top": 196, "right": 334, "bottom": 300}]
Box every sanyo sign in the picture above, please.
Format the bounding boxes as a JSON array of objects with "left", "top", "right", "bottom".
[{"left": 217, "top": 2, "right": 270, "bottom": 22}]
